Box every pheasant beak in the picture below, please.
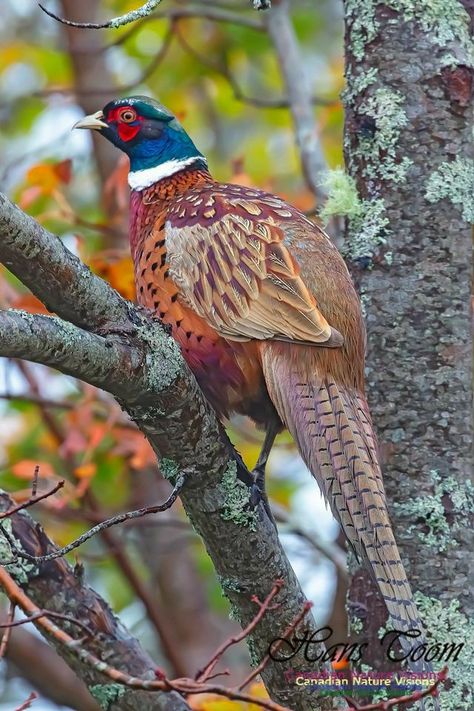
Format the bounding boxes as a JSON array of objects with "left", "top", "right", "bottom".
[{"left": 73, "top": 110, "right": 108, "bottom": 131}]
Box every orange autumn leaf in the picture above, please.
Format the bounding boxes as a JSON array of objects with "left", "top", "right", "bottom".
[
  {"left": 12, "top": 460, "right": 54, "bottom": 479},
  {"left": 332, "top": 657, "right": 350, "bottom": 671},
  {"left": 112, "top": 428, "right": 155, "bottom": 470},
  {"left": 74, "top": 463, "right": 97, "bottom": 479},
  {"left": 90, "top": 253, "right": 136, "bottom": 301},
  {"left": 53, "top": 159, "right": 72, "bottom": 185},
  {"left": 12, "top": 293, "right": 50, "bottom": 315},
  {"left": 26, "top": 159, "right": 72, "bottom": 194},
  {"left": 188, "top": 683, "right": 268, "bottom": 710}
]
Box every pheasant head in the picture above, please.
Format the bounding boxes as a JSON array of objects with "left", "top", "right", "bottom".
[{"left": 73, "top": 95, "right": 207, "bottom": 189}]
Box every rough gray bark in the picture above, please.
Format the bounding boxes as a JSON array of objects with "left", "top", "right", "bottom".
[
  {"left": 0, "top": 492, "right": 190, "bottom": 711},
  {"left": 0, "top": 193, "right": 339, "bottom": 710},
  {"left": 342, "top": 0, "right": 473, "bottom": 705}
]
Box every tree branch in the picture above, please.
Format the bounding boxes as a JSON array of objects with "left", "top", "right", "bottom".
[
  {"left": 0, "top": 194, "right": 337, "bottom": 709},
  {"left": 0, "top": 491, "right": 191, "bottom": 711},
  {"left": 264, "top": 0, "right": 328, "bottom": 203},
  {"left": 39, "top": 1, "right": 164, "bottom": 29}
]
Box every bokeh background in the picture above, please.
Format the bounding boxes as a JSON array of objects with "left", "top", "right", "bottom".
[{"left": 0, "top": 1, "right": 348, "bottom": 708}]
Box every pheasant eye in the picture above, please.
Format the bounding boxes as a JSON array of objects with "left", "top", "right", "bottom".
[{"left": 120, "top": 109, "right": 136, "bottom": 123}]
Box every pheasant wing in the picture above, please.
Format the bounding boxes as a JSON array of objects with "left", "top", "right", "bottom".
[{"left": 165, "top": 189, "right": 343, "bottom": 347}]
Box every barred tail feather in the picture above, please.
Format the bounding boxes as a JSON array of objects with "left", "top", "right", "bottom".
[{"left": 261, "top": 344, "right": 434, "bottom": 681}]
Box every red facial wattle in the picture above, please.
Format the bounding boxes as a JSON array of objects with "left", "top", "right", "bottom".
[{"left": 117, "top": 122, "right": 141, "bottom": 142}]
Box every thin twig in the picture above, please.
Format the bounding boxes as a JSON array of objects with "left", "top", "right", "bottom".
[
  {"left": 238, "top": 600, "right": 313, "bottom": 691},
  {"left": 196, "top": 580, "right": 284, "bottom": 683},
  {"left": 31, "top": 465, "right": 39, "bottom": 497},
  {"left": 39, "top": 1, "right": 163, "bottom": 29},
  {"left": 14, "top": 692, "right": 38, "bottom": 711},
  {"left": 0, "top": 601, "right": 15, "bottom": 659},
  {"left": 2, "top": 475, "right": 185, "bottom": 564},
  {"left": 0, "top": 393, "right": 76, "bottom": 409},
  {"left": 0, "top": 567, "right": 290, "bottom": 711},
  {"left": 344, "top": 667, "right": 447, "bottom": 710},
  {"left": 264, "top": 0, "right": 329, "bottom": 201},
  {"left": 0, "top": 481, "right": 65, "bottom": 520},
  {"left": 0, "top": 609, "right": 94, "bottom": 638},
  {"left": 103, "top": 4, "right": 264, "bottom": 49}
]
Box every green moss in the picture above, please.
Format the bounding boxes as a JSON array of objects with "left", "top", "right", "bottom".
[
  {"left": 425, "top": 158, "right": 474, "bottom": 223},
  {"left": 220, "top": 461, "right": 258, "bottom": 531},
  {"left": 393, "top": 471, "right": 474, "bottom": 552},
  {"left": 351, "top": 616, "right": 364, "bottom": 635},
  {"left": 219, "top": 576, "right": 244, "bottom": 594},
  {"left": 398, "top": 0, "right": 473, "bottom": 59},
  {"left": 319, "top": 171, "right": 390, "bottom": 265},
  {"left": 247, "top": 635, "right": 262, "bottom": 668},
  {"left": 160, "top": 457, "right": 179, "bottom": 484},
  {"left": 89, "top": 683, "right": 126, "bottom": 710},
  {"left": 0, "top": 517, "right": 39, "bottom": 583},
  {"left": 345, "top": 0, "right": 379, "bottom": 61},
  {"left": 415, "top": 592, "right": 473, "bottom": 710},
  {"left": 320, "top": 170, "right": 363, "bottom": 224}
]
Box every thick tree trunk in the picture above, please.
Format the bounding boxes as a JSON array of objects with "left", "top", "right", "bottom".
[{"left": 343, "top": 0, "right": 473, "bottom": 704}]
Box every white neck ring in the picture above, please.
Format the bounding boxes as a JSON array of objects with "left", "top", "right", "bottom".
[{"left": 128, "top": 156, "right": 206, "bottom": 191}]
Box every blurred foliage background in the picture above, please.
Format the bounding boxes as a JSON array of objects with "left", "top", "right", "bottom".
[{"left": 0, "top": 1, "right": 347, "bottom": 709}]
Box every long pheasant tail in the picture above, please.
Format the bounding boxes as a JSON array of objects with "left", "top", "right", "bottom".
[{"left": 261, "top": 345, "right": 434, "bottom": 680}]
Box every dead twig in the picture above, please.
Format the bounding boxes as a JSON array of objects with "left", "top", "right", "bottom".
[
  {"left": 38, "top": 1, "right": 163, "bottom": 29},
  {"left": 0, "top": 566, "right": 290, "bottom": 711},
  {"left": 1, "top": 475, "right": 186, "bottom": 564},
  {"left": 0, "top": 481, "right": 65, "bottom": 520},
  {"left": 196, "top": 579, "right": 284, "bottom": 683},
  {"left": 0, "top": 608, "right": 94, "bottom": 638},
  {"left": 14, "top": 692, "right": 38, "bottom": 711},
  {"left": 344, "top": 667, "right": 447, "bottom": 710},
  {"left": 0, "top": 600, "right": 15, "bottom": 659},
  {"left": 238, "top": 599, "right": 313, "bottom": 691}
]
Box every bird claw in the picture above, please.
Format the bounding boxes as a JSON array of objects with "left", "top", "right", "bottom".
[{"left": 250, "top": 468, "right": 277, "bottom": 531}]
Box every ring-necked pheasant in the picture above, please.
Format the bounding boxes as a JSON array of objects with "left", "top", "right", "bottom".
[{"left": 74, "top": 96, "right": 431, "bottom": 675}]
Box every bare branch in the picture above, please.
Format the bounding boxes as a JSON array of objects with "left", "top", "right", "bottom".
[
  {"left": 196, "top": 580, "right": 284, "bottom": 683},
  {"left": 39, "top": 1, "right": 164, "bottom": 29},
  {"left": 344, "top": 667, "right": 447, "bottom": 710},
  {"left": 0, "top": 481, "right": 65, "bottom": 519},
  {"left": 0, "top": 193, "right": 132, "bottom": 333},
  {"left": 3, "top": 476, "right": 185, "bottom": 563},
  {"left": 0, "top": 553, "right": 289, "bottom": 710},
  {"left": 264, "top": 0, "right": 328, "bottom": 202},
  {"left": 0, "top": 310, "right": 141, "bottom": 397},
  {"left": 14, "top": 692, "right": 38, "bottom": 711},
  {"left": 0, "top": 491, "right": 191, "bottom": 711},
  {"left": 0, "top": 609, "right": 94, "bottom": 638}
]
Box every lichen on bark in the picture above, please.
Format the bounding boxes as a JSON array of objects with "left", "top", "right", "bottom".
[{"left": 342, "top": 0, "right": 473, "bottom": 688}]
